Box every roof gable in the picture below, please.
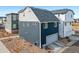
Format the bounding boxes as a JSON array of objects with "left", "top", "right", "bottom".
[
  {"left": 18, "top": 7, "right": 27, "bottom": 13},
  {"left": 31, "top": 7, "right": 59, "bottom": 22},
  {"left": 18, "top": 6, "right": 59, "bottom": 22}
]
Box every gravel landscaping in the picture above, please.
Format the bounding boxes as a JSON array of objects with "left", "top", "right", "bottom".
[
  {"left": 1, "top": 37, "right": 47, "bottom": 53},
  {"left": 0, "top": 29, "right": 18, "bottom": 38}
]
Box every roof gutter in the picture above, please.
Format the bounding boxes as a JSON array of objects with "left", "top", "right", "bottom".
[{"left": 41, "top": 21, "right": 59, "bottom": 23}]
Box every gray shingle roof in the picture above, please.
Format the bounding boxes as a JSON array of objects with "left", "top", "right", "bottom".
[
  {"left": 31, "top": 7, "right": 59, "bottom": 22},
  {"left": 74, "top": 18, "right": 79, "bottom": 20},
  {"left": 0, "top": 17, "right": 6, "bottom": 18},
  {"left": 18, "top": 7, "right": 27, "bottom": 13},
  {"left": 18, "top": 6, "right": 59, "bottom": 22},
  {"left": 6, "top": 13, "right": 18, "bottom": 15},
  {"left": 52, "top": 9, "right": 75, "bottom": 14}
]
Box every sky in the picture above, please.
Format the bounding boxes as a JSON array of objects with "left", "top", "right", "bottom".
[{"left": 0, "top": 6, "right": 79, "bottom": 18}]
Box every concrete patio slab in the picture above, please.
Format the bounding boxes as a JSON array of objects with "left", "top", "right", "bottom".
[
  {"left": 58, "top": 41, "right": 77, "bottom": 53},
  {"left": 62, "top": 41, "right": 79, "bottom": 53},
  {"left": 0, "top": 41, "right": 10, "bottom": 53}
]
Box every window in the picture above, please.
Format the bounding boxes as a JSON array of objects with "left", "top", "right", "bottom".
[
  {"left": 58, "top": 14, "right": 60, "bottom": 17},
  {"left": 13, "top": 24, "right": 16, "bottom": 29},
  {"left": 33, "top": 22, "right": 37, "bottom": 25},
  {"left": 43, "top": 23, "right": 48, "bottom": 29},
  {"left": 70, "top": 22, "right": 72, "bottom": 25},
  {"left": 23, "top": 13, "right": 25, "bottom": 16},
  {"left": 29, "top": 10, "right": 31, "bottom": 12},
  {"left": 13, "top": 15, "right": 17, "bottom": 20},
  {"left": 59, "top": 21, "right": 61, "bottom": 24},
  {"left": 23, "top": 14, "right": 25, "bottom": 16},
  {"left": 65, "top": 22, "right": 66, "bottom": 26},
  {"left": 54, "top": 22, "right": 57, "bottom": 27},
  {"left": 71, "top": 15, "right": 72, "bottom": 18}
]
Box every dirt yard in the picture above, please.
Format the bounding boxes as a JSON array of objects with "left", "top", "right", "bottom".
[
  {"left": 72, "top": 23, "right": 79, "bottom": 31},
  {"left": 0, "top": 29, "right": 47, "bottom": 53},
  {"left": 1, "top": 37, "right": 47, "bottom": 53},
  {"left": 0, "top": 29, "right": 18, "bottom": 38}
]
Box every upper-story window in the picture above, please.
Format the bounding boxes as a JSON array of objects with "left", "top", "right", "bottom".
[
  {"left": 70, "top": 22, "right": 72, "bottom": 25},
  {"left": 71, "top": 14, "right": 73, "bottom": 18},
  {"left": 43, "top": 23, "right": 48, "bottom": 29},
  {"left": 23, "top": 13, "right": 25, "bottom": 16},
  {"left": 33, "top": 22, "right": 37, "bottom": 26},
  {"left": 65, "top": 22, "right": 66, "bottom": 26},
  {"left": 29, "top": 10, "right": 31, "bottom": 12},
  {"left": 58, "top": 14, "right": 60, "bottom": 17},
  {"left": 13, "top": 15, "right": 17, "bottom": 20}
]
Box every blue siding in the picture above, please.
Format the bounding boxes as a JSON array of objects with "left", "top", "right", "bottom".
[
  {"left": 41, "top": 22, "right": 59, "bottom": 46},
  {"left": 19, "top": 21, "right": 40, "bottom": 46}
]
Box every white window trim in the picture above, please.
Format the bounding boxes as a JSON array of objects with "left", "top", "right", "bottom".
[
  {"left": 54, "top": 22, "right": 57, "bottom": 27},
  {"left": 44, "top": 23, "right": 48, "bottom": 29}
]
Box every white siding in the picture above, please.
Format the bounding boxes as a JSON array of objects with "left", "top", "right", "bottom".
[
  {"left": 65, "top": 11, "right": 74, "bottom": 22},
  {"left": 55, "top": 14, "right": 65, "bottom": 37},
  {"left": 59, "top": 14, "right": 65, "bottom": 21},
  {"left": 59, "top": 21, "right": 64, "bottom": 37},
  {"left": 55, "top": 11, "right": 74, "bottom": 38},
  {"left": 64, "top": 22, "right": 73, "bottom": 37},
  {"left": 63, "top": 11, "right": 74, "bottom": 37},
  {"left": 55, "top": 11, "right": 74, "bottom": 22},
  {"left": 19, "top": 7, "right": 40, "bottom": 22},
  {"left": 5, "top": 15, "right": 12, "bottom": 33},
  {"left": 59, "top": 22, "right": 73, "bottom": 38},
  {"left": 55, "top": 14, "right": 59, "bottom": 18},
  {"left": 55, "top": 14, "right": 65, "bottom": 21}
]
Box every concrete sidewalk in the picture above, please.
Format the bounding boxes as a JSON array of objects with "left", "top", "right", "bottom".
[
  {"left": 0, "top": 35, "right": 19, "bottom": 40},
  {"left": 57, "top": 40, "right": 77, "bottom": 53},
  {"left": 0, "top": 41, "right": 10, "bottom": 53},
  {"left": 62, "top": 41, "right": 79, "bottom": 53}
]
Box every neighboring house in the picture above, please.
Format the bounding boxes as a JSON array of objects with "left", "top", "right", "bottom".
[
  {"left": 5, "top": 13, "right": 19, "bottom": 33},
  {"left": 74, "top": 19, "right": 79, "bottom": 23},
  {"left": 18, "top": 7, "right": 59, "bottom": 48},
  {"left": 0, "top": 17, "right": 6, "bottom": 29},
  {"left": 0, "top": 17, "right": 6, "bottom": 24},
  {"left": 52, "top": 9, "right": 74, "bottom": 38}
]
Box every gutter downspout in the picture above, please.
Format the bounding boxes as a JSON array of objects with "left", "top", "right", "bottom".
[{"left": 39, "top": 22, "right": 41, "bottom": 48}]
